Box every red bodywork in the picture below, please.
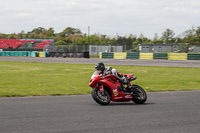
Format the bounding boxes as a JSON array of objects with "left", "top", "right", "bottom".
[
  {"left": 89, "top": 73, "right": 134, "bottom": 102},
  {"left": 124, "top": 74, "right": 133, "bottom": 80}
]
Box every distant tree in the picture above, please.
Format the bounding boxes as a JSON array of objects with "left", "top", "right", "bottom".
[
  {"left": 19, "top": 33, "right": 23, "bottom": 39},
  {"left": 196, "top": 27, "right": 200, "bottom": 46},
  {"left": 128, "top": 34, "right": 137, "bottom": 39},
  {"left": 0, "top": 34, "right": 7, "bottom": 39},
  {"left": 174, "top": 34, "right": 183, "bottom": 44},
  {"left": 30, "top": 34, "right": 35, "bottom": 39},
  {"left": 139, "top": 34, "right": 144, "bottom": 39},
  {"left": 152, "top": 33, "right": 162, "bottom": 44},
  {"left": 88, "top": 35, "right": 100, "bottom": 45},
  {"left": 161, "top": 28, "right": 175, "bottom": 44},
  {"left": 2, "top": 26, "right": 200, "bottom": 50},
  {"left": 110, "top": 38, "right": 117, "bottom": 45},
  {"left": 180, "top": 27, "right": 196, "bottom": 52},
  {"left": 100, "top": 35, "right": 109, "bottom": 45},
  {"left": 132, "top": 39, "right": 140, "bottom": 52},
  {"left": 60, "top": 27, "right": 82, "bottom": 37},
  {"left": 17, "top": 30, "right": 25, "bottom": 39},
  {"left": 8, "top": 34, "right": 15, "bottom": 39},
  {"left": 31, "top": 27, "right": 46, "bottom": 34},
  {"left": 142, "top": 37, "right": 152, "bottom": 44},
  {"left": 44, "top": 27, "right": 55, "bottom": 38},
  {"left": 21, "top": 30, "right": 25, "bottom": 34},
  {"left": 116, "top": 36, "right": 127, "bottom": 45},
  {"left": 55, "top": 40, "right": 67, "bottom": 45}
]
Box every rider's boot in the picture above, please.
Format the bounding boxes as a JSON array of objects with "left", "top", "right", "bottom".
[
  {"left": 118, "top": 85, "right": 124, "bottom": 91},
  {"left": 123, "top": 82, "right": 133, "bottom": 92},
  {"left": 119, "top": 84, "right": 130, "bottom": 92},
  {"left": 121, "top": 78, "right": 131, "bottom": 92}
]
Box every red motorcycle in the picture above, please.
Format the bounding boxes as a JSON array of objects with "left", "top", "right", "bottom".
[{"left": 89, "top": 71, "right": 147, "bottom": 105}]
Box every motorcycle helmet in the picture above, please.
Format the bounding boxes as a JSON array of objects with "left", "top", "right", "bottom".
[{"left": 95, "top": 62, "right": 105, "bottom": 71}]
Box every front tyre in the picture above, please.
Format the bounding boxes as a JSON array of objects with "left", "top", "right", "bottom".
[
  {"left": 131, "top": 85, "right": 147, "bottom": 104},
  {"left": 92, "top": 87, "right": 111, "bottom": 105}
]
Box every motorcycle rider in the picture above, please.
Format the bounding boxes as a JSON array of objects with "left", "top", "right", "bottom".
[{"left": 95, "top": 62, "right": 128, "bottom": 91}]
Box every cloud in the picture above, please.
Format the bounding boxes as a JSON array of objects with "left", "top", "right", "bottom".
[{"left": 0, "top": 0, "right": 200, "bottom": 38}]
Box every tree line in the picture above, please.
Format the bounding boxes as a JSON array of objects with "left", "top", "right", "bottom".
[{"left": 0, "top": 26, "right": 200, "bottom": 52}]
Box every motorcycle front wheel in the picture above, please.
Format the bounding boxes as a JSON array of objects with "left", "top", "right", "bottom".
[
  {"left": 92, "top": 87, "right": 111, "bottom": 105},
  {"left": 131, "top": 85, "right": 147, "bottom": 104}
]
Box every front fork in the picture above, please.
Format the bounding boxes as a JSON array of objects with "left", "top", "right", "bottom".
[{"left": 99, "top": 85, "right": 105, "bottom": 95}]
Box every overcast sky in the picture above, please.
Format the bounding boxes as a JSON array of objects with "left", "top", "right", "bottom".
[{"left": 0, "top": 0, "right": 200, "bottom": 39}]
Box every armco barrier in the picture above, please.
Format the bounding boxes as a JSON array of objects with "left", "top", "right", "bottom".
[
  {"left": 5, "top": 51, "right": 10, "bottom": 56},
  {"left": 0, "top": 51, "right": 5, "bottom": 56},
  {"left": 48, "top": 52, "right": 89, "bottom": 58},
  {"left": 153, "top": 53, "right": 168, "bottom": 60},
  {"left": 14, "top": 52, "right": 19, "bottom": 56},
  {"left": 10, "top": 52, "right": 14, "bottom": 56},
  {"left": 22, "top": 51, "right": 28, "bottom": 56},
  {"left": 102, "top": 52, "right": 114, "bottom": 59},
  {"left": 100, "top": 52, "right": 200, "bottom": 60},
  {"left": 0, "top": 51, "right": 39, "bottom": 57},
  {"left": 31, "top": 51, "right": 39, "bottom": 57},
  {"left": 99, "top": 52, "right": 102, "bottom": 59},
  {"left": 18, "top": 51, "right": 22, "bottom": 56},
  {"left": 168, "top": 53, "right": 187, "bottom": 60},
  {"left": 140, "top": 53, "right": 153, "bottom": 60},
  {"left": 39, "top": 52, "right": 43, "bottom": 57},
  {"left": 28, "top": 52, "right": 31, "bottom": 57},
  {"left": 43, "top": 52, "right": 49, "bottom": 57},
  {"left": 114, "top": 53, "right": 127, "bottom": 59},
  {"left": 127, "top": 53, "right": 139, "bottom": 59},
  {"left": 17, "top": 51, "right": 27, "bottom": 57},
  {"left": 187, "top": 54, "right": 200, "bottom": 60}
]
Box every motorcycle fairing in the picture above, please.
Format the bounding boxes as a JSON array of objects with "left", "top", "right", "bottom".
[
  {"left": 124, "top": 74, "right": 134, "bottom": 80},
  {"left": 99, "top": 75, "right": 133, "bottom": 101},
  {"left": 89, "top": 72, "right": 133, "bottom": 102}
]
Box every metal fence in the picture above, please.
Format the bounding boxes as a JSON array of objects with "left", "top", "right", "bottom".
[
  {"left": 43, "top": 44, "right": 135, "bottom": 56},
  {"left": 43, "top": 44, "right": 89, "bottom": 52},
  {"left": 89, "top": 45, "right": 123, "bottom": 55}
]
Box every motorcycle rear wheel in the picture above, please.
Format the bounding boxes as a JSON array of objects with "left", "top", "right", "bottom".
[
  {"left": 92, "top": 87, "right": 111, "bottom": 105},
  {"left": 131, "top": 85, "right": 147, "bottom": 104}
]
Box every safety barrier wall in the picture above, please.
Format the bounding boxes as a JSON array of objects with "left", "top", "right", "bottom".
[
  {"left": 114, "top": 53, "right": 127, "bottom": 59},
  {"left": 0, "top": 51, "right": 89, "bottom": 58},
  {"left": 0, "top": 51, "right": 48, "bottom": 57},
  {"left": 48, "top": 51, "right": 89, "bottom": 58},
  {"left": 100, "top": 52, "right": 200, "bottom": 60},
  {"left": 139, "top": 53, "right": 153, "bottom": 60},
  {"left": 168, "top": 53, "right": 187, "bottom": 60},
  {"left": 1, "top": 51, "right": 200, "bottom": 60},
  {"left": 99, "top": 52, "right": 102, "bottom": 59},
  {"left": 153, "top": 53, "right": 168, "bottom": 60},
  {"left": 0, "top": 51, "right": 5, "bottom": 56},
  {"left": 187, "top": 54, "right": 200, "bottom": 60},
  {"left": 39, "top": 52, "right": 43, "bottom": 57},
  {"left": 102, "top": 52, "right": 114, "bottom": 59},
  {"left": 127, "top": 53, "right": 139, "bottom": 59}
]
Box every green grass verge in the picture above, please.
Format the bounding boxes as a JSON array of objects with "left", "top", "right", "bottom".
[{"left": 0, "top": 61, "right": 200, "bottom": 97}]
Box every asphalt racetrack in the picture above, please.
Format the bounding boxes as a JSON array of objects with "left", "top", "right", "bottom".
[
  {"left": 1, "top": 57, "right": 200, "bottom": 67},
  {"left": 0, "top": 57, "right": 200, "bottom": 133},
  {"left": 0, "top": 91, "right": 200, "bottom": 133}
]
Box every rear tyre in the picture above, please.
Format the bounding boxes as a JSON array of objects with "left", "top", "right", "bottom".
[
  {"left": 131, "top": 85, "right": 147, "bottom": 104},
  {"left": 92, "top": 87, "right": 111, "bottom": 105}
]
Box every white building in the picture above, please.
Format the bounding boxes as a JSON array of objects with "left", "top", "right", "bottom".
[
  {"left": 89, "top": 45, "right": 123, "bottom": 55},
  {"left": 139, "top": 44, "right": 179, "bottom": 53}
]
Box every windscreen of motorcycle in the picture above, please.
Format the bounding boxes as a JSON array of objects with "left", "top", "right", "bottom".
[{"left": 91, "top": 71, "right": 101, "bottom": 79}]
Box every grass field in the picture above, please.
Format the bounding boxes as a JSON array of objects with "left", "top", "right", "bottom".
[{"left": 0, "top": 61, "right": 200, "bottom": 97}]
